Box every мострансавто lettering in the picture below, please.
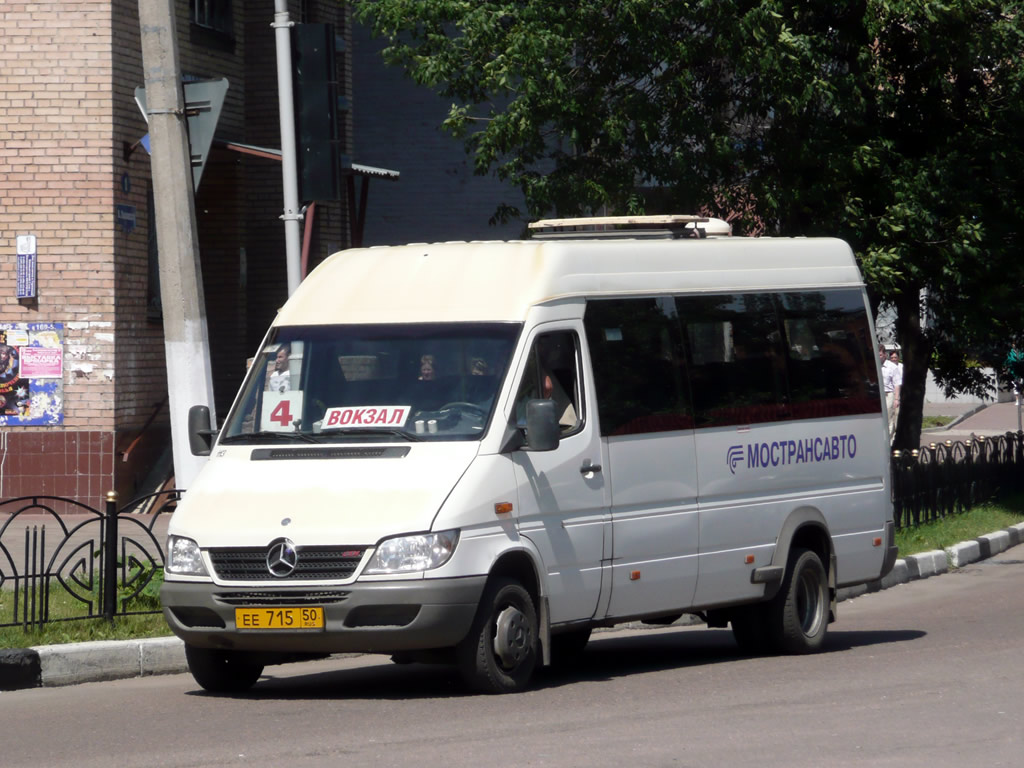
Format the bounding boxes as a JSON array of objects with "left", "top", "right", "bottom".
[{"left": 727, "top": 435, "right": 857, "bottom": 474}]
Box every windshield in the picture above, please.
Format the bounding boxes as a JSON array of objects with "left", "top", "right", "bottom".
[{"left": 222, "top": 323, "right": 521, "bottom": 443}]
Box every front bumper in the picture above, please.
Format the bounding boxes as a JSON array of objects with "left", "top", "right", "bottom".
[{"left": 161, "top": 575, "right": 487, "bottom": 655}]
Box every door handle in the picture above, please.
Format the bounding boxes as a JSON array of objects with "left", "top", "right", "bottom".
[{"left": 580, "top": 463, "right": 602, "bottom": 475}]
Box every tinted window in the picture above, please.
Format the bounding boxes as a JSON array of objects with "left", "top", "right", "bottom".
[
  {"left": 584, "top": 298, "right": 693, "bottom": 435},
  {"left": 778, "top": 289, "right": 881, "bottom": 418},
  {"left": 585, "top": 290, "right": 880, "bottom": 433},
  {"left": 680, "top": 294, "right": 789, "bottom": 427}
]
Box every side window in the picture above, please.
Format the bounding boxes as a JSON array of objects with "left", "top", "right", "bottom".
[
  {"left": 778, "top": 289, "right": 881, "bottom": 418},
  {"left": 513, "top": 331, "right": 582, "bottom": 434},
  {"left": 679, "top": 294, "right": 789, "bottom": 428},
  {"left": 584, "top": 298, "right": 693, "bottom": 436}
]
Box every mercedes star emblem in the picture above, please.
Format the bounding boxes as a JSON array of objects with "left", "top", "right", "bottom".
[{"left": 266, "top": 538, "right": 298, "bottom": 577}]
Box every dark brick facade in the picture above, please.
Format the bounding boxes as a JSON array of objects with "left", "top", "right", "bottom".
[{"left": 0, "top": 1, "right": 352, "bottom": 508}]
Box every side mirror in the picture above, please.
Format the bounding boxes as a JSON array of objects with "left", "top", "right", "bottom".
[
  {"left": 188, "top": 405, "right": 216, "bottom": 456},
  {"left": 524, "top": 399, "right": 559, "bottom": 452}
]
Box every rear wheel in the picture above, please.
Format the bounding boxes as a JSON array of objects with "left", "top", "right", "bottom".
[
  {"left": 185, "top": 645, "right": 264, "bottom": 693},
  {"left": 731, "top": 547, "right": 829, "bottom": 655},
  {"left": 457, "top": 578, "right": 538, "bottom": 693},
  {"left": 769, "top": 547, "right": 828, "bottom": 654}
]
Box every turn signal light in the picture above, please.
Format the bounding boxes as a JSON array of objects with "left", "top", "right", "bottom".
[
  {"left": 494, "top": 502, "right": 513, "bottom": 515},
  {"left": 873, "top": 537, "right": 882, "bottom": 547},
  {"left": 744, "top": 554, "right": 755, "bottom": 565}
]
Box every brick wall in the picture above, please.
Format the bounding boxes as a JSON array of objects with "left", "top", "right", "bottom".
[
  {"left": 0, "top": 0, "right": 354, "bottom": 507},
  {"left": 0, "top": 2, "right": 120, "bottom": 506}
]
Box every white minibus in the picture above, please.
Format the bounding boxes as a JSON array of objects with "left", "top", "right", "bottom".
[{"left": 162, "top": 215, "right": 897, "bottom": 693}]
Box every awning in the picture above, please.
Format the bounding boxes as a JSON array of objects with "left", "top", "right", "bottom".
[{"left": 212, "top": 139, "right": 399, "bottom": 249}]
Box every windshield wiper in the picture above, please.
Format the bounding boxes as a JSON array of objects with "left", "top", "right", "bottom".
[
  {"left": 319, "top": 428, "right": 422, "bottom": 442},
  {"left": 221, "top": 431, "right": 322, "bottom": 444}
]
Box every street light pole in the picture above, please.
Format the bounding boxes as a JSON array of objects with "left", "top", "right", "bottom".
[{"left": 272, "top": 0, "right": 303, "bottom": 296}]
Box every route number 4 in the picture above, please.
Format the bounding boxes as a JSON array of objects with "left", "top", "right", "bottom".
[
  {"left": 269, "top": 399, "right": 293, "bottom": 427},
  {"left": 260, "top": 392, "right": 304, "bottom": 432}
]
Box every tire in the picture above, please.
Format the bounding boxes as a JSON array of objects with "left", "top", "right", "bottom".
[
  {"left": 185, "top": 644, "right": 264, "bottom": 693},
  {"left": 549, "top": 627, "right": 592, "bottom": 665},
  {"left": 768, "top": 547, "right": 828, "bottom": 654},
  {"left": 457, "top": 578, "right": 539, "bottom": 693}
]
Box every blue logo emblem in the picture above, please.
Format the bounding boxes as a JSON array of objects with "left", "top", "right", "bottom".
[{"left": 726, "top": 445, "right": 745, "bottom": 474}]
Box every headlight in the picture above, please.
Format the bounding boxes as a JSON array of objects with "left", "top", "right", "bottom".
[
  {"left": 364, "top": 530, "right": 459, "bottom": 574},
  {"left": 166, "top": 535, "right": 210, "bottom": 577}
]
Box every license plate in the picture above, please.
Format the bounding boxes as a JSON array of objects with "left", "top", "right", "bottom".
[{"left": 235, "top": 606, "right": 324, "bottom": 630}]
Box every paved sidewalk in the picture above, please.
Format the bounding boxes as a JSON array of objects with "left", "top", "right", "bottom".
[
  {"left": 920, "top": 401, "right": 1023, "bottom": 447},
  {"left": 3, "top": 522, "right": 1023, "bottom": 691}
]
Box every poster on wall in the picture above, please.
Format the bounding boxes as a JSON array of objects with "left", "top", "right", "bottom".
[{"left": 0, "top": 322, "right": 64, "bottom": 425}]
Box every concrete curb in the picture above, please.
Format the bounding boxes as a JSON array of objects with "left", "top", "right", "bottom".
[{"left": 4, "top": 523, "right": 1024, "bottom": 691}]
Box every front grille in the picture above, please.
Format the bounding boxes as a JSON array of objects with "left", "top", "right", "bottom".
[
  {"left": 209, "top": 546, "right": 365, "bottom": 581},
  {"left": 215, "top": 590, "right": 351, "bottom": 606}
]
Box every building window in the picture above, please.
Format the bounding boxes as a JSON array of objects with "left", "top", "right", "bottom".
[
  {"left": 191, "top": 0, "right": 233, "bottom": 34},
  {"left": 190, "top": 0, "right": 234, "bottom": 51}
]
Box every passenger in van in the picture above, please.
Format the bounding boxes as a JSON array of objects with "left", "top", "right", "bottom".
[
  {"left": 268, "top": 344, "right": 290, "bottom": 393},
  {"left": 419, "top": 354, "right": 436, "bottom": 381},
  {"left": 543, "top": 370, "right": 578, "bottom": 429},
  {"left": 470, "top": 357, "right": 489, "bottom": 376}
]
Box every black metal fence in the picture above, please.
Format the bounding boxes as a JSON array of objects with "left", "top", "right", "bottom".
[
  {"left": 0, "top": 490, "right": 179, "bottom": 630},
  {"left": 891, "top": 431, "right": 1024, "bottom": 529}
]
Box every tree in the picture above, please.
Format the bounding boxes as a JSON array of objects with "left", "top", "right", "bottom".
[{"left": 355, "top": 0, "right": 1024, "bottom": 447}]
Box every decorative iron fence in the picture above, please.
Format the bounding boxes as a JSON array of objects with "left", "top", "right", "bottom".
[
  {"left": 0, "top": 490, "right": 180, "bottom": 630},
  {"left": 891, "top": 431, "right": 1024, "bottom": 529}
]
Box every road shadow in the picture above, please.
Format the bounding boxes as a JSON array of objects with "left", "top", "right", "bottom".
[
  {"left": 823, "top": 628, "right": 926, "bottom": 651},
  {"left": 185, "top": 625, "right": 925, "bottom": 701}
]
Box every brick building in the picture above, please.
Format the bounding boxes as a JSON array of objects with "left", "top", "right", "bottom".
[{"left": 0, "top": 0, "right": 353, "bottom": 507}]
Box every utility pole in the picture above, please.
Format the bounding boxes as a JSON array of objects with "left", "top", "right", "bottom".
[
  {"left": 138, "top": 0, "right": 216, "bottom": 489},
  {"left": 273, "top": 0, "right": 303, "bottom": 295}
]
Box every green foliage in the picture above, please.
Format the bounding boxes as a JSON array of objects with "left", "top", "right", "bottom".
[{"left": 355, "top": 0, "right": 1024, "bottom": 436}]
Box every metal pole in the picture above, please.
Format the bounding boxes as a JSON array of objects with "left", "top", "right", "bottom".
[
  {"left": 273, "top": 0, "right": 303, "bottom": 296},
  {"left": 104, "top": 491, "right": 119, "bottom": 622},
  {"left": 138, "top": 0, "right": 217, "bottom": 489}
]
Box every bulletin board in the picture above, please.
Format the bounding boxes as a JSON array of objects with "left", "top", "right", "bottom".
[{"left": 0, "top": 322, "right": 64, "bottom": 425}]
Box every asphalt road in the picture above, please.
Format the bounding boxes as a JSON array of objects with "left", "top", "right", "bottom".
[{"left": 2, "top": 542, "right": 1023, "bottom": 768}]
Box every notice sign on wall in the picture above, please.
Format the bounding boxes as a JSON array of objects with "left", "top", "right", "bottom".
[
  {"left": 16, "top": 235, "right": 37, "bottom": 299},
  {"left": 0, "top": 322, "right": 64, "bottom": 425}
]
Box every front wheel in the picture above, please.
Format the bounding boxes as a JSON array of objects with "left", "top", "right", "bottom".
[
  {"left": 185, "top": 645, "right": 264, "bottom": 693},
  {"left": 457, "top": 578, "right": 539, "bottom": 693}
]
